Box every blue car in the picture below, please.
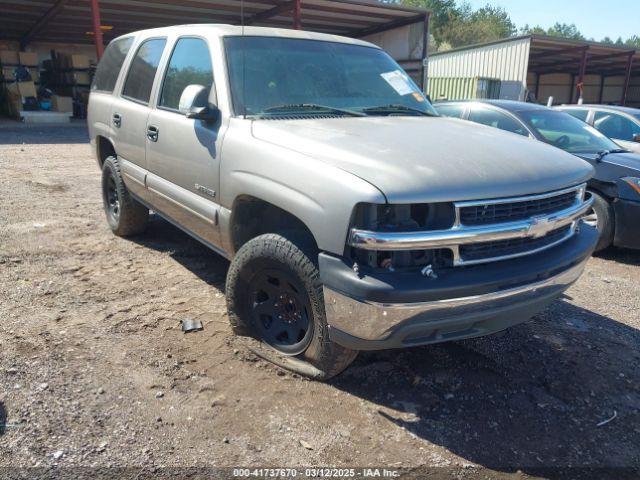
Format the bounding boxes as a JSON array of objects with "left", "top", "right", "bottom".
[{"left": 436, "top": 100, "right": 640, "bottom": 251}]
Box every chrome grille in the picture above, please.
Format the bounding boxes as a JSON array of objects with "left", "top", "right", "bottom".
[
  {"left": 459, "top": 190, "right": 578, "bottom": 226},
  {"left": 459, "top": 225, "right": 573, "bottom": 264}
]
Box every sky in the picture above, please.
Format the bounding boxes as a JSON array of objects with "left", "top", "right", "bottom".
[{"left": 464, "top": 0, "right": 638, "bottom": 41}]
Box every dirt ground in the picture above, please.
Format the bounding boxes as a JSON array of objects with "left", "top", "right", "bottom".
[{"left": 1, "top": 123, "right": 639, "bottom": 479}]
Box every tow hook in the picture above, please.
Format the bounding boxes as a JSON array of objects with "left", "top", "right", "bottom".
[{"left": 421, "top": 264, "right": 438, "bottom": 279}]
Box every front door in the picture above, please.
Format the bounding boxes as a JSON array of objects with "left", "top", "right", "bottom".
[
  {"left": 145, "top": 36, "right": 225, "bottom": 249},
  {"left": 593, "top": 110, "right": 640, "bottom": 153}
]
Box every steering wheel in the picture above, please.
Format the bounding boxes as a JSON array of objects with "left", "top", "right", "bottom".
[{"left": 554, "top": 135, "right": 570, "bottom": 148}]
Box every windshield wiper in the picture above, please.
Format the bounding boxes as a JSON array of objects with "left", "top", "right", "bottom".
[
  {"left": 257, "top": 103, "right": 365, "bottom": 117},
  {"left": 361, "top": 104, "right": 437, "bottom": 117},
  {"left": 596, "top": 148, "right": 628, "bottom": 161}
]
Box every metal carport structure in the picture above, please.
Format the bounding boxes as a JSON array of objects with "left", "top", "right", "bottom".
[
  {"left": 0, "top": 0, "right": 431, "bottom": 87},
  {"left": 427, "top": 35, "right": 640, "bottom": 107}
]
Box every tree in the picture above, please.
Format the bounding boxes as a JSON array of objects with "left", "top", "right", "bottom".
[{"left": 520, "top": 22, "right": 584, "bottom": 40}]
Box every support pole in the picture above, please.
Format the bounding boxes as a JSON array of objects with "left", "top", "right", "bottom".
[
  {"left": 598, "top": 74, "right": 605, "bottom": 104},
  {"left": 534, "top": 72, "right": 541, "bottom": 100},
  {"left": 421, "top": 12, "right": 430, "bottom": 92},
  {"left": 90, "top": 0, "right": 104, "bottom": 59},
  {"left": 621, "top": 51, "right": 634, "bottom": 106},
  {"left": 575, "top": 47, "right": 588, "bottom": 103},
  {"left": 293, "top": 0, "right": 301, "bottom": 30}
]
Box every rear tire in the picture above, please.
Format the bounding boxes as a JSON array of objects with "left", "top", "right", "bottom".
[
  {"left": 101, "top": 156, "right": 149, "bottom": 237},
  {"left": 584, "top": 191, "right": 614, "bottom": 252},
  {"left": 226, "top": 233, "right": 357, "bottom": 380}
]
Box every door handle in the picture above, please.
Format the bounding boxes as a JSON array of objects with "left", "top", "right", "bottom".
[
  {"left": 147, "top": 125, "right": 159, "bottom": 142},
  {"left": 112, "top": 113, "right": 121, "bottom": 128}
]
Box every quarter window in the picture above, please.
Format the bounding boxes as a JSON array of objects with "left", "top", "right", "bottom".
[
  {"left": 593, "top": 111, "right": 640, "bottom": 141},
  {"left": 468, "top": 107, "right": 529, "bottom": 136},
  {"left": 159, "top": 38, "right": 214, "bottom": 112},
  {"left": 122, "top": 38, "right": 167, "bottom": 104},
  {"left": 92, "top": 37, "right": 133, "bottom": 93}
]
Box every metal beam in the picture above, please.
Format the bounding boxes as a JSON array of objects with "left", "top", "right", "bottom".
[
  {"left": 293, "top": 0, "right": 301, "bottom": 29},
  {"left": 421, "top": 12, "right": 430, "bottom": 91},
  {"left": 20, "top": 0, "right": 70, "bottom": 49},
  {"left": 621, "top": 51, "right": 635, "bottom": 106},
  {"left": 350, "top": 13, "right": 425, "bottom": 38},
  {"left": 244, "top": 1, "right": 295, "bottom": 26},
  {"left": 529, "top": 45, "right": 589, "bottom": 61},
  {"left": 575, "top": 47, "right": 588, "bottom": 102},
  {"left": 90, "top": 0, "right": 104, "bottom": 59}
]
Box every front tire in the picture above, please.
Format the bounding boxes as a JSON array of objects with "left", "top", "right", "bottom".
[
  {"left": 226, "top": 234, "right": 357, "bottom": 380},
  {"left": 583, "top": 191, "right": 614, "bottom": 252},
  {"left": 101, "top": 156, "right": 149, "bottom": 237}
]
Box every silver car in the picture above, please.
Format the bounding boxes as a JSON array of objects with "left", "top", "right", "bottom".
[
  {"left": 557, "top": 104, "right": 640, "bottom": 154},
  {"left": 88, "top": 25, "right": 596, "bottom": 379}
]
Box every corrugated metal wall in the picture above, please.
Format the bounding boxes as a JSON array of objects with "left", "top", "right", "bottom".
[{"left": 427, "top": 37, "right": 531, "bottom": 101}]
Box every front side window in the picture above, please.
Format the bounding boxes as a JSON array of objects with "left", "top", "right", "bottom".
[
  {"left": 92, "top": 37, "right": 133, "bottom": 92},
  {"left": 223, "top": 36, "right": 437, "bottom": 117},
  {"left": 159, "top": 37, "right": 214, "bottom": 111},
  {"left": 593, "top": 111, "right": 640, "bottom": 141},
  {"left": 468, "top": 107, "right": 529, "bottom": 136},
  {"left": 436, "top": 104, "right": 465, "bottom": 118},
  {"left": 520, "top": 110, "right": 619, "bottom": 154},
  {"left": 122, "top": 38, "right": 167, "bottom": 104}
]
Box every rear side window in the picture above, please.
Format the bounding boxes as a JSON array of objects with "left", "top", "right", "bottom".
[
  {"left": 159, "top": 37, "right": 214, "bottom": 111},
  {"left": 92, "top": 37, "right": 133, "bottom": 92},
  {"left": 593, "top": 110, "right": 640, "bottom": 141},
  {"left": 122, "top": 38, "right": 167, "bottom": 104},
  {"left": 469, "top": 107, "right": 529, "bottom": 136},
  {"left": 435, "top": 104, "right": 464, "bottom": 118}
]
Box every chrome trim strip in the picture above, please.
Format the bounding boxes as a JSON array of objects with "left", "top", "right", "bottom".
[
  {"left": 453, "top": 183, "right": 585, "bottom": 208},
  {"left": 324, "top": 258, "right": 588, "bottom": 342},
  {"left": 349, "top": 194, "right": 592, "bottom": 252}
]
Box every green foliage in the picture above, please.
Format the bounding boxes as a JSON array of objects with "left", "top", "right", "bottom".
[{"left": 392, "top": 0, "right": 639, "bottom": 49}]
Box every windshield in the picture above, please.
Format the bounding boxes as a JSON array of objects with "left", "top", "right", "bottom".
[
  {"left": 224, "top": 36, "right": 437, "bottom": 117},
  {"left": 519, "top": 110, "right": 619, "bottom": 154}
]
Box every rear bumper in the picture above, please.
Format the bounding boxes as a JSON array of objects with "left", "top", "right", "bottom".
[
  {"left": 320, "top": 224, "right": 597, "bottom": 350},
  {"left": 614, "top": 198, "right": 640, "bottom": 250}
]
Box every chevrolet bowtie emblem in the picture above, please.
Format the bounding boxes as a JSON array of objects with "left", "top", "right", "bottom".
[{"left": 528, "top": 216, "right": 555, "bottom": 238}]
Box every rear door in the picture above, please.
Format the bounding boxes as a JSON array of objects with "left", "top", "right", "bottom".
[
  {"left": 109, "top": 37, "right": 167, "bottom": 198},
  {"left": 145, "top": 36, "right": 225, "bottom": 249}
]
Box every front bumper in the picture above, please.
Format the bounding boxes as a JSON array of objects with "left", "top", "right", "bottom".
[
  {"left": 614, "top": 198, "right": 640, "bottom": 250},
  {"left": 320, "top": 223, "right": 597, "bottom": 350}
]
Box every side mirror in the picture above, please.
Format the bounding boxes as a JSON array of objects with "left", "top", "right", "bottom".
[
  {"left": 633, "top": 134, "right": 640, "bottom": 143},
  {"left": 186, "top": 105, "right": 219, "bottom": 122}
]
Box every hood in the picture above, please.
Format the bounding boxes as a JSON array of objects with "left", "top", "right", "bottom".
[{"left": 251, "top": 116, "right": 594, "bottom": 203}]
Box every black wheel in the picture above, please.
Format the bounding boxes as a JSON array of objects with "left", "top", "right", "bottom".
[
  {"left": 583, "top": 190, "right": 614, "bottom": 252},
  {"left": 226, "top": 233, "right": 358, "bottom": 379},
  {"left": 101, "top": 156, "right": 148, "bottom": 237}
]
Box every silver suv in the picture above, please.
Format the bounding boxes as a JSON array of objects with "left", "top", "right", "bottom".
[{"left": 88, "top": 25, "right": 597, "bottom": 379}]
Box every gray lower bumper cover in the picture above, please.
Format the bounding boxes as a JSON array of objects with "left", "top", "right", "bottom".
[{"left": 323, "top": 258, "right": 587, "bottom": 350}]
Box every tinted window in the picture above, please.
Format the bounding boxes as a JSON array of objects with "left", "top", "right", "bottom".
[
  {"left": 122, "top": 38, "right": 167, "bottom": 104},
  {"left": 159, "top": 38, "right": 213, "bottom": 111},
  {"left": 563, "top": 109, "right": 589, "bottom": 122},
  {"left": 593, "top": 111, "right": 640, "bottom": 141},
  {"left": 468, "top": 107, "right": 529, "bottom": 136},
  {"left": 92, "top": 37, "right": 133, "bottom": 92},
  {"left": 520, "top": 110, "right": 619, "bottom": 154},
  {"left": 436, "top": 104, "right": 465, "bottom": 118}
]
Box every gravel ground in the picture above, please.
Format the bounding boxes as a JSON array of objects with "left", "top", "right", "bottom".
[{"left": 0, "top": 124, "right": 639, "bottom": 479}]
